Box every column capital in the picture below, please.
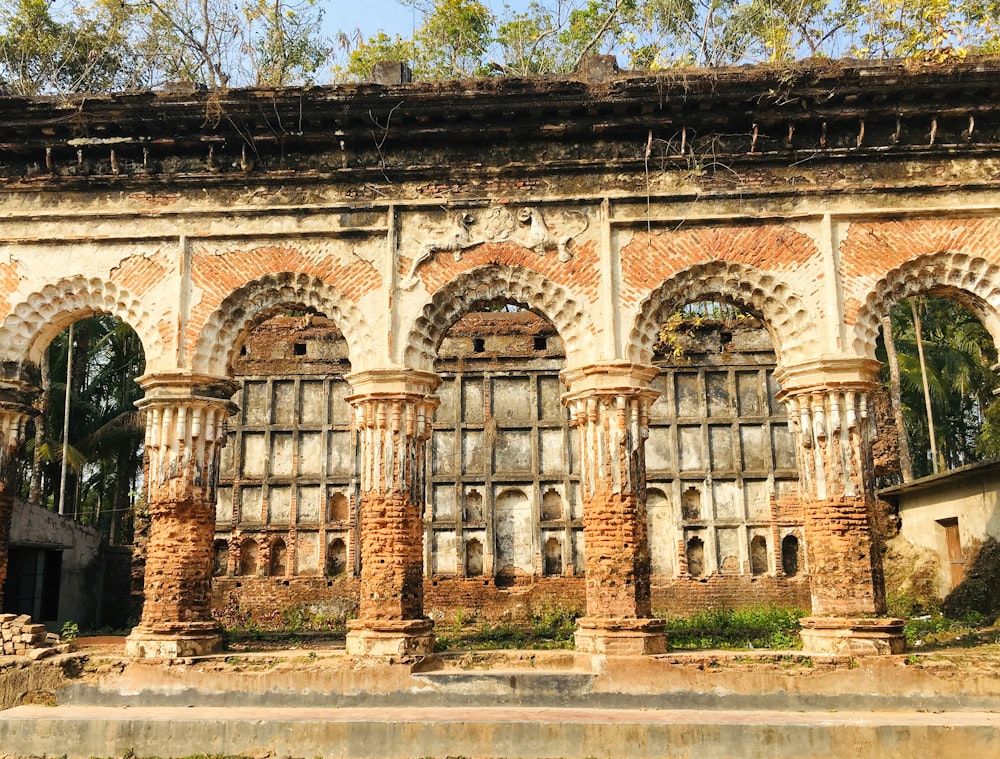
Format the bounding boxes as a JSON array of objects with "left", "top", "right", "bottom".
[
  {"left": 345, "top": 368, "right": 441, "bottom": 399},
  {"left": 773, "top": 356, "right": 880, "bottom": 396},
  {"left": 136, "top": 371, "right": 239, "bottom": 404},
  {"left": 561, "top": 361, "right": 659, "bottom": 398},
  {"left": 137, "top": 372, "right": 237, "bottom": 507}
]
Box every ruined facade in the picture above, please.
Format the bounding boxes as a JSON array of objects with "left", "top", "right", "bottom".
[
  {"left": 211, "top": 309, "right": 809, "bottom": 622},
  {"left": 1, "top": 58, "right": 999, "bottom": 656}
]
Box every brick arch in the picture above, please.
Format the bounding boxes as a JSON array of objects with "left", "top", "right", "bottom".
[
  {"left": 0, "top": 276, "right": 163, "bottom": 377},
  {"left": 403, "top": 263, "right": 596, "bottom": 372},
  {"left": 627, "top": 261, "right": 820, "bottom": 366},
  {"left": 853, "top": 252, "right": 1000, "bottom": 359},
  {"left": 192, "top": 272, "right": 373, "bottom": 377}
]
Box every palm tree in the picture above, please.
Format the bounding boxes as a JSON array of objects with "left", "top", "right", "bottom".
[
  {"left": 24, "top": 315, "right": 145, "bottom": 543},
  {"left": 881, "top": 296, "right": 998, "bottom": 478}
]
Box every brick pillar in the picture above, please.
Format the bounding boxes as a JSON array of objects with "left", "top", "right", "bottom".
[
  {"left": 345, "top": 369, "right": 439, "bottom": 656},
  {"left": 562, "top": 363, "right": 666, "bottom": 655},
  {"left": 0, "top": 382, "right": 35, "bottom": 611},
  {"left": 775, "top": 358, "right": 904, "bottom": 656},
  {"left": 125, "top": 373, "right": 237, "bottom": 658}
]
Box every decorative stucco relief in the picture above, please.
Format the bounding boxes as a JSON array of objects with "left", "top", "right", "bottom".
[{"left": 401, "top": 206, "right": 587, "bottom": 289}]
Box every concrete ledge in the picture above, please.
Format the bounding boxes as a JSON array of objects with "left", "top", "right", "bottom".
[
  {"left": 1, "top": 704, "right": 997, "bottom": 759},
  {"left": 799, "top": 617, "right": 906, "bottom": 656}
]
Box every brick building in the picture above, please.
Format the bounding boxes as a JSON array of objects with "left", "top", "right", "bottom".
[{"left": 1, "top": 57, "right": 999, "bottom": 657}]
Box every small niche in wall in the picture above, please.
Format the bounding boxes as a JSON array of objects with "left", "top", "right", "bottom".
[
  {"left": 749, "top": 534, "right": 768, "bottom": 576},
  {"left": 239, "top": 539, "right": 259, "bottom": 576},
  {"left": 326, "top": 538, "right": 347, "bottom": 576},
  {"left": 269, "top": 538, "right": 287, "bottom": 577},
  {"left": 466, "top": 538, "right": 484, "bottom": 576},
  {"left": 682, "top": 487, "right": 701, "bottom": 521},
  {"left": 686, "top": 536, "right": 705, "bottom": 577},
  {"left": 328, "top": 492, "right": 349, "bottom": 522},
  {"left": 543, "top": 536, "right": 563, "bottom": 576},
  {"left": 464, "top": 489, "right": 484, "bottom": 522},
  {"left": 541, "top": 488, "right": 562, "bottom": 521}
]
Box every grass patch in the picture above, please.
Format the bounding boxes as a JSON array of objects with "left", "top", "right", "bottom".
[
  {"left": 903, "top": 610, "right": 1000, "bottom": 649},
  {"left": 434, "top": 608, "right": 580, "bottom": 652},
  {"left": 659, "top": 605, "right": 806, "bottom": 650}
]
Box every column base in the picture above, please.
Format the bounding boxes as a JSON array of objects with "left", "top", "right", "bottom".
[
  {"left": 125, "top": 622, "right": 223, "bottom": 659},
  {"left": 574, "top": 617, "right": 667, "bottom": 655},
  {"left": 346, "top": 618, "right": 435, "bottom": 657},
  {"left": 799, "top": 617, "right": 905, "bottom": 656}
]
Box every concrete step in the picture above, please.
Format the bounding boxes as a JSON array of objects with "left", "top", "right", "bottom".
[{"left": 1, "top": 703, "right": 997, "bottom": 759}]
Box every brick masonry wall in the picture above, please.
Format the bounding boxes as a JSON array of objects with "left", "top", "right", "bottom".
[{"left": 209, "top": 574, "right": 810, "bottom": 625}]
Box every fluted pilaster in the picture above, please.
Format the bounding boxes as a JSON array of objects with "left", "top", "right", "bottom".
[
  {"left": 562, "top": 363, "right": 665, "bottom": 655},
  {"left": 345, "top": 369, "right": 439, "bottom": 656},
  {"left": 126, "top": 373, "right": 237, "bottom": 659}
]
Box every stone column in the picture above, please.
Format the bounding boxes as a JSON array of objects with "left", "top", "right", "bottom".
[
  {"left": 345, "top": 369, "right": 439, "bottom": 656},
  {"left": 0, "top": 382, "right": 35, "bottom": 611},
  {"left": 775, "top": 358, "right": 904, "bottom": 656},
  {"left": 125, "top": 373, "right": 237, "bottom": 658},
  {"left": 562, "top": 362, "right": 666, "bottom": 655}
]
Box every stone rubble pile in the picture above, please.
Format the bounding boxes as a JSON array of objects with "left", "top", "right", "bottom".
[{"left": 0, "top": 613, "right": 66, "bottom": 660}]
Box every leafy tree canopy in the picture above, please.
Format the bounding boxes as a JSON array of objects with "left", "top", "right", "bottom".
[{"left": 2, "top": 0, "right": 1000, "bottom": 93}]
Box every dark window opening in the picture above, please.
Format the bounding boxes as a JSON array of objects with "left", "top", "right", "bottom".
[
  {"left": 294, "top": 342, "right": 307, "bottom": 356},
  {"left": 750, "top": 535, "right": 768, "bottom": 576},
  {"left": 533, "top": 336, "right": 547, "bottom": 351},
  {"left": 2, "top": 548, "right": 62, "bottom": 621},
  {"left": 686, "top": 536, "right": 705, "bottom": 577},
  {"left": 472, "top": 338, "right": 486, "bottom": 353},
  {"left": 781, "top": 534, "right": 800, "bottom": 577}
]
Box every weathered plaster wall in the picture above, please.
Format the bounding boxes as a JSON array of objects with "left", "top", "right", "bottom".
[
  {"left": 886, "top": 462, "right": 1000, "bottom": 596},
  {"left": 8, "top": 499, "right": 103, "bottom": 628}
]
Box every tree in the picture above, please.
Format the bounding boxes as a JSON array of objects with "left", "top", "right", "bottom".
[
  {"left": 25, "top": 316, "right": 146, "bottom": 544},
  {"left": 0, "top": 0, "right": 137, "bottom": 95},
  {"left": 879, "top": 296, "right": 999, "bottom": 478}
]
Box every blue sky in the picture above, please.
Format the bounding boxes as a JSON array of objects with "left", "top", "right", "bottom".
[{"left": 325, "top": 0, "right": 533, "bottom": 41}]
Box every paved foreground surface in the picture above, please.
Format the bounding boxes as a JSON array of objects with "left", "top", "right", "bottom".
[
  {"left": 4, "top": 645, "right": 1000, "bottom": 758},
  {"left": 2, "top": 703, "right": 999, "bottom": 758}
]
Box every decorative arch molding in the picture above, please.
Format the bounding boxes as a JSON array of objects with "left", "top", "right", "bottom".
[
  {"left": 0, "top": 276, "right": 163, "bottom": 376},
  {"left": 403, "top": 263, "right": 596, "bottom": 372},
  {"left": 853, "top": 252, "right": 1000, "bottom": 359},
  {"left": 192, "top": 272, "right": 373, "bottom": 377},
  {"left": 627, "top": 261, "right": 820, "bottom": 366}
]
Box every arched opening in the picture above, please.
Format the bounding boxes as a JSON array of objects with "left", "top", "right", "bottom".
[
  {"left": 268, "top": 539, "right": 287, "bottom": 577},
  {"left": 495, "top": 487, "right": 531, "bottom": 583},
  {"left": 428, "top": 303, "right": 581, "bottom": 587},
  {"left": 877, "top": 294, "right": 999, "bottom": 482},
  {"left": 750, "top": 535, "right": 769, "bottom": 576},
  {"left": 781, "top": 534, "right": 800, "bottom": 577},
  {"left": 646, "top": 487, "right": 673, "bottom": 576},
  {"left": 24, "top": 315, "right": 146, "bottom": 542},
  {"left": 326, "top": 538, "right": 347, "bottom": 576},
  {"left": 239, "top": 539, "right": 259, "bottom": 576},
  {"left": 213, "top": 312, "right": 355, "bottom": 606},
  {"left": 644, "top": 298, "right": 799, "bottom": 589},
  {"left": 5, "top": 313, "right": 147, "bottom": 626}
]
